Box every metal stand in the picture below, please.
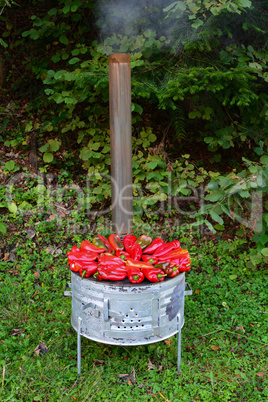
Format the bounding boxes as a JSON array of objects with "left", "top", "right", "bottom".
[
  {"left": 77, "top": 317, "right": 82, "bottom": 375},
  {"left": 76, "top": 317, "right": 183, "bottom": 374},
  {"left": 177, "top": 329, "right": 181, "bottom": 372},
  {"left": 65, "top": 280, "right": 192, "bottom": 375}
]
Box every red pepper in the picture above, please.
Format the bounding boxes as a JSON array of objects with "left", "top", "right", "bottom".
[
  {"left": 116, "top": 250, "right": 131, "bottom": 261},
  {"left": 178, "top": 256, "right": 191, "bottom": 272},
  {"left": 97, "top": 235, "right": 114, "bottom": 252},
  {"left": 108, "top": 234, "right": 124, "bottom": 251},
  {"left": 71, "top": 245, "right": 80, "bottom": 253},
  {"left": 142, "top": 267, "right": 166, "bottom": 283},
  {"left": 94, "top": 267, "right": 127, "bottom": 281},
  {"left": 126, "top": 258, "right": 154, "bottom": 270},
  {"left": 141, "top": 255, "right": 159, "bottom": 264},
  {"left": 128, "top": 267, "right": 144, "bottom": 284},
  {"left": 152, "top": 241, "right": 181, "bottom": 258},
  {"left": 123, "top": 234, "right": 137, "bottom": 253},
  {"left": 143, "top": 238, "right": 164, "bottom": 254},
  {"left": 161, "top": 253, "right": 191, "bottom": 272},
  {"left": 130, "top": 243, "right": 143, "bottom": 261},
  {"left": 98, "top": 255, "right": 126, "bottom": 269},
  {"left": 155, "top": 262, "right": 180, "bottom": 277},
  {"left": 136, "top": 235, "right": 152, "bottom": 250},
  {"left": 69, "top": 262, "right": 80, "bottom": 272},
  {"left": 78, "top": 262, "right": 99, "bottom": 278},
  {"left": 80, "top": 240, "right": 106, "bottom": 254},
  {"left": 67, "top": 251, "right": 98, "bottom": 263},
  {"left": 157, "top": 249, "right": 189, "bottom": 262}
]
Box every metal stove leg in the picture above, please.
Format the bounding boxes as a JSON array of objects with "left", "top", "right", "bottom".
[
  {"left": 177, "top": 329, "right": 181, "bottom": 373},
  {"left": 77, "top": 317, "right": 82, "bottom": 374}
]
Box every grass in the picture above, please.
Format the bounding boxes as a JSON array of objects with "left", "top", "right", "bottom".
[
  {"left": 0, "top": 167, "right": 267, "bottom": 401},
  {"left": 1, "top": 219, "right": 268, "bottom": 401}
]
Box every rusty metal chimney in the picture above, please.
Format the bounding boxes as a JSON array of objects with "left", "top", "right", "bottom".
[{"left": 109, "top": 53, "right": 133, "bottom": 235}]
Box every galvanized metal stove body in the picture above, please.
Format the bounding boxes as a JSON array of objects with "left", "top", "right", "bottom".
[{"left": 64, "top": 272, "right": 192, "bottom": 373}]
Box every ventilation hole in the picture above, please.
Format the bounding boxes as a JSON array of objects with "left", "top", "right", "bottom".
[
  {"left": 122, "top": 320, "right": 125, "bottom": 323},
  {"left": 118, "top": 326, "right": 120, "bottom": 329},
  {"left": 135, "top": 314, "right": 138, "bottom": 317},
  {"left": 130, "top": 326, "right": 132, "bottom": 329},
  {"left": 126, "top": 314, "right": 129, "bottom": 317},
  {"left": 130, "top": 308, "right": 133, "bottom": 311},
  {"left": 130, "top": 320, "right": 133, "bottom": 323},
  {"left": 136, "top": 325, "right": 138, "bottom": 328},
  {"left": 138, "top": 320, "right": 141, "bottom": 322},
  {"left": 124, "top": 326, "right": 126, "bottom": 329},
  {"left": 142, "top": 324, "right": 144, "bottom": 327}
]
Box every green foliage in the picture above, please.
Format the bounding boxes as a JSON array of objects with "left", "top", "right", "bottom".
[
  {"left": 39, "top": 138, "right": 61, "bottom": 163},
  {"left": 1, "top": 0, "right": 268, "bottom": 262}
]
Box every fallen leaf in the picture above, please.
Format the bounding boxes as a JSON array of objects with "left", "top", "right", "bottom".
[
  {"left": 32, "top": 290, "right": 39, "bottom": 298},
  {"left": 164, "top": 339, "right": 172, "bottom": 346},
  {"left": 8, "top": 252, "right": 16, "bottom": 262},
  {"left": 94, "top": 359, "right": 105, "bottom": 365},
  {"left": 1, "top": 340, "right": 5, "bottom": 344},
  {"left": 235, "top": 325, "right": 245, "bottom": 333},
  {"left": 118, "top": 367, "right": 135, "bottom": 384},
  {"left": 211, "top": 345, "right": 219, "bottom": 351},
  {"left": 46, "top": 214, "right": 57, "bottom": 222},
  {"left": 256, "top": 372, "right": 265, "bottom": 378},
  {"left": 157, "top": 365, "right": 163, "bottom": 373},
  {"left": 195, "top": 289, "right": 200, "bottom": 295},
  {"left": 4, "top": 253, "right": 9, "bottom": 261},
  {"left": 25, "top": 228, "right": 36, "bottom": 239},
  {"left": 147, "top": 359, "right": 155, "bottom": 370},
  {"left": 33, "top": 272, "right": 40, "bottom": 279},
  {"left": 10, "top": 328, "right": 25, "bottom": 336},
  {"left": 35, "top": 341, "right": 48, "bottom": 356}
]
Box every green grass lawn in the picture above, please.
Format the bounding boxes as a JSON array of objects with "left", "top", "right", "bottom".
[{"left": 1, "top": 227, "right": 267, "bottom": 401}]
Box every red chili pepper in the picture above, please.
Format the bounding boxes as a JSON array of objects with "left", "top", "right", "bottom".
[
  {"left": 123, "top": 234, "right": 137, "bottom": 253},
  {"left": 143, "top": 238, "right": 164, "bottom": 254},
  {"left": 128, "top": 267, "right": 144, "bottom": 284},
  {"left": 142, "top": 267, "right": 166, "bottom": 283},
  {"left": 152, "top": 241, "right": 181, "bottom": 258},
  {"left": 94, "top": 267, "right": 127, "bottom": 281},
  {"left": 97, "top": 235, "right": 114, "bottom": 252},
  {"left": 78, "top": 262, "right": 99, "bottom": 278},
  {"left": 67, "top": 251, "right": 98, "bottom": 264},
  {"left": 108, "top": 234, "right": 124, "bottom": 251},
  {"left": 130, "top": 243, "right": 143, "bottom": 261},
  {"left": 136, "top": 235, "right": 152, "bottom": 250},
  {"left": 116, "top": 250, "right": 131, "bottom": 261},
  {"left": 141, "top": 255, "right": 159, "bottom": 264},
  {"left": 80, "top": 240, "right": 106, "bottom": 254},
  {"left": 126, "top": 258, "right": 154, "bottom": 270},
  {"left": 157, "top": 248, "right": 189, "bottom": 262}
]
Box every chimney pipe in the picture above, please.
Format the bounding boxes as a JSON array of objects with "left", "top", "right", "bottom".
[{"left": 109, "top": 53, "right": 133, "bottom": 235}]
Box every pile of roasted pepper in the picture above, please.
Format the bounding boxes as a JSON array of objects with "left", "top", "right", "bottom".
[{"left": 67, "top": 234, "right": 191, "bottom": 284}]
